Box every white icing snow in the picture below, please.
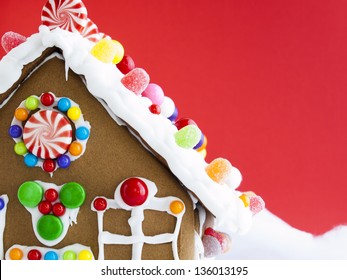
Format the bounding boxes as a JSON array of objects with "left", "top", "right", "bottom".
[{"left": 0, "top": 26, "right": 252, "bottom": 236}]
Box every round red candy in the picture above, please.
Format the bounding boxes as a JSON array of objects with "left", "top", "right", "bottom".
[
  {"left": 149, "top": 104, "right": 161, "bottom": 115},
  {"left": 43, "top": 159, "right": 56, "bottom": 173},
  {"left": 52, "top": 202, "right": 66, "bottom": 217},
  {"left": 27, "top": 249, "right": 42, "bottom": 260},
  {"left": 175, "top": 118, "right": 197, "bottom": 130},
  {"left": 117, "top": 55, "right": 135, "bottom": 74},
  {"left": 93, "top": 197, "right": 107, "bottom": 211},
  {"left": 120, "top": 178, "right": 149, "bottom": 207},
  {"left": 38, "top": 201, "right": 52, "bottom": 215},
  {"left": 40, "top": 92, "right": 55, "bottom": 106},
  {"left": 45, "top": 188, "right": 58, "bottom": 202}
]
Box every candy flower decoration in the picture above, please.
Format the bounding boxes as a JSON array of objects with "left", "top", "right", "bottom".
[
  {"left": 1, "top": 31, "right": 27, "bottom": 53},
  {"left": 9, "top": 92, "right": 91, "bottom": 174},
  {"left": 205, "top": 158, "right": 232, "bottom": 184},
  {"left": 17, "top": 181, "right": 86, "bottom": 246}
]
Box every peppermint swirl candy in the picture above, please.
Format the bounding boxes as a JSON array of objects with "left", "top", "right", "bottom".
[
  {"left": 80, "top": 18, "right": 99, "bottom": 42},
  {"left": 23, "top": 110, "right": 72, "bottom": 159},
  {"left": 41, "top": 0, "right": 88, "bottom": 33}
]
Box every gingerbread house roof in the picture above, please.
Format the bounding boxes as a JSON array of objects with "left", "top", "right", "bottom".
[{"left": 0, "top": 26, "right": 253, "bottom": 235}]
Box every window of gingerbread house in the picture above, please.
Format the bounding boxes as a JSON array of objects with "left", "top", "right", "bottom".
[{"left": 91, "top": 177, "right": 185, "bottom": 260}]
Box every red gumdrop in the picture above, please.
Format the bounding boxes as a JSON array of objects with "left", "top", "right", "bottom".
[
  {"left": 1, "top": 31, "right": 27, "bottom": 53},
  {"left": 121, "top": 68, "right": 150, "bottom": 95},
  {"left": 38, "top": 201, "right": 52, "bottom": 215},
  {"left": 27, "top": 249, "right": 42, "bottom": 260},
  {"left": 40, "top": 92, "right": 55, "bottom": 106},
  {"left": 52, "top": 202, "right": 66, "bottom": 217},
  {"left": 93, "top": 197, "right": 107, "bottom": 211},
  {"left": 117, "top": 55, "right": 135, "bottom": 74},
  {"left": 149, "top": 104, "right": 161, "bottom": 115},
  {"left": 120, "top": 178, "right": 148, "bottom": 206},
  {"left": 174, "top": 118, "right": 197, "bottom": 130}
]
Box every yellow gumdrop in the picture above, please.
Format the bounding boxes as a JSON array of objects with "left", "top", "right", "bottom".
[
  {"left": 9, "top": 247, "right": 23, "bottom": 260},
  {"left": 205, "top": 158, "right": 232, "bottom": 184},
  {"left": 239, "top": 194, "right": 250, "bottom": 207},
  {"left": 170, "top": 200, "right": 185, "bottom": 214},
  {"left": 91, "top": 39, "right": 118, "bottom": 63},
  {"left": 78, "top": 250, "right": 93, "bottom": 260},
  {"left": 112, "top": 40, "right": 125, "bottom": 64},
  {"left": 67, "top": 106, "right": 81, "bottom": 121}
]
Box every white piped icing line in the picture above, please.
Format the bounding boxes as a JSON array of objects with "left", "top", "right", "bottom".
[
  {"left": 17, "top": 181, "right": 85, "bottom": 247},
  {"left": 0, "top": 195, "right": 9, "bottom": 260},
  {"left": 5, "top": 243, "right": 94, "bottom": 260},
  {"left": 10, "top": 92, "right": 91, "bottom": 175},
  {"left": 91, "top": 178, "right": 185, "bottom": 260},
  {"left": 0, "top": 26, "right": 252, "bottom": 235}
]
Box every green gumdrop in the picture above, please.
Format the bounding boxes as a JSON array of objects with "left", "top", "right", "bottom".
[
  {"left": 25, "top": 96, "right": 39, "bottom": 110},
  {"left": 37, "top": 214, "right": 63, "bottom": 241},
  {"left": 18, "top": 181, "right": 43, "bottom": 208},
  {"left": 59, "top": 182, "right": 86, "bottom": 209},
  {"left": 174, "top": 125, "right": 202, "bottom": 149},
  {"left": 63, "top": 250, "right": 77, "bottom": 260}
]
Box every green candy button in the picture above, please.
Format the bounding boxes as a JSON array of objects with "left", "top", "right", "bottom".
[
  {"left": 59, "top": 182, "right": 86, "bottom": 209},
  {"left": 63, "top": 250, "right": 77, "bottom": 260},
  {"left": 18, "top": 181, "right": 43, "bottom": 208},
  {"left": 37, "top": 214, "right": 63, "bottom": 241}
]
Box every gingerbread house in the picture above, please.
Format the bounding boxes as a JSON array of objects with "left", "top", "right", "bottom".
[{"left": 0, "top": 0, "right": 264, "bottom": 260}]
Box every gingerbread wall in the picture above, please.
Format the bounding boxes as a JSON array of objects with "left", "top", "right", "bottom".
[{"left": 0, "top": 54, "right": 195, "bottom": 259}]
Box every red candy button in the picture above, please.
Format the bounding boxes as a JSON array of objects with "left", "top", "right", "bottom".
[{"left": 120, "top": 178, "right": 149, "bottom": 207}]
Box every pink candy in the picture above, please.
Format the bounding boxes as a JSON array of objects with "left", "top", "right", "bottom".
[
  {"left": 121, "top": 68, "right": 150, "bottom": 95},
  {"left": 203, "top": 227, "right": 231, "bottom": 257},
  {"left": 142, "top": 83, "right": 165, "bottom": 105},
  {"left": 249, "top": 195, "right": 265, "bottom": 215},
  {"left": 1, "top": 31, "right": 27, "bottom": 53}
]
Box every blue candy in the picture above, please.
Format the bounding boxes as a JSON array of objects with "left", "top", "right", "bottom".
[
  {"left": 24, "top": 153, "right": 38, "bottom": 167},
  {"left": 0, "top": 197, "right": 5, "bottom": 211},
  {"left": 57, "top": 98, "right": 71, "bottom": 112},
  {"left": 76, "top": 126, "right": 90, "bottom": 140},
  {"left": 57, "top": 154, "right": 71, "bottom": 168},
  {"left": 44, "top": 251, "right": 59, "bottom": 260}
]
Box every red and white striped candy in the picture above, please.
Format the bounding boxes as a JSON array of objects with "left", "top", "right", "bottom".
[
  {"left": 41, "top": 0, "right": 88, "bottom": 33},
  {"left": 23, "top": 110, "right": 73, "bottom": 159},
  {"left": 80, "top": 18, "right": 99, "bottom": 42}
]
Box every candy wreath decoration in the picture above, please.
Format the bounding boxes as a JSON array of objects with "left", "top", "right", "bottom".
[{"left": 9, "top": 92, "right": 91, "bottom": 175}]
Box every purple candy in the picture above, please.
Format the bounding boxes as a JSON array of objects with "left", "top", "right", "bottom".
[
  {"left": 194, "top": 133, "right": 204, "bottom": 150},
  {"left": 168, "top": 107, "right": 178, "bottom": 122},
  {"left": 0, "top": 197, "right": 5, "bottom": 211},
  {"left": 57, "top": 154, "right": 71, "bottom": 168},
  {"left": 8, "top": 125, "right": 22, "bottom": 138}
]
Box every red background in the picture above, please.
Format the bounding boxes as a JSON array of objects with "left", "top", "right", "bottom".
[{"left": 1, "top": 0, "right": 347, "bottom": 235}]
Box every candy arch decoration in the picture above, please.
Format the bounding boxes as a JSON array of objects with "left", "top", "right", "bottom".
[
  {"left": 17, "top": 181, "right": 86, "bottom": 247},
  {"left": 9, "top": 92, "right": 91, "bottom": 175},
  {"left": 5, "top": 244, "right": 94, "bottom": 260},
  {"left": 0, "top": 195, "right": 9, "bottom": 260},
  {"left": 91, "top": 177, "right": 186, "bottom": 260}
]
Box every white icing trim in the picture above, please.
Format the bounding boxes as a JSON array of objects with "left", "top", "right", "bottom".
[
  {"left": 91, "top": 178, "right": 185, "bottom": 260},
  {"left": 5, "top": 243, "right": 94, "bottom": 260},
  {"left": 0, "top": 26, "right": 252, "bottom": 234},
  {"left": 0, "top": 195, "right": 9, "bottom": 260}
]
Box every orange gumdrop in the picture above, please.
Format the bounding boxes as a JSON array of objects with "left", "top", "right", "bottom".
[
  {"left": 14, "top": 108, "right": 29, "bottom": 121},
  {"left": 9, "top": 247, "right": 23, "bottom": 260},
  {"left": 170, "top": 200, "right": 185, "bottom": 214},
  {"left": 205, "top": 158, "right": 232, "bottom": 184},
  {"left": 69, "top": 142, "right": 83, "bottom": 156}
]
